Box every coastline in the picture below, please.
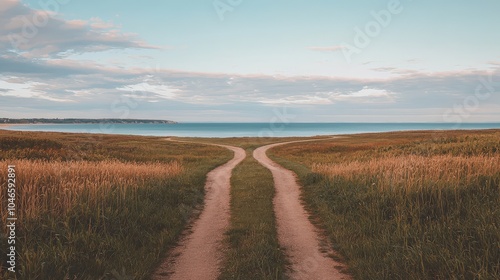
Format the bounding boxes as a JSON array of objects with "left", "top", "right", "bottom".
[
  {"left": 1, "top": 122, "right": 499, "bottom": 138},
  {"left": 0, "top": 123, "right": 500, "bottom": 138}
]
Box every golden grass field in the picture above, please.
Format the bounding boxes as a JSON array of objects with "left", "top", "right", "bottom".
[
  {"left": 1, "top": 129, "right": 499, "bottom": 279},
  {"left": 0, "top": 160, "right": 183, "bottom": 220},
  {"left": 313, "top": 155, "right": 500, "bottom": 191},
  {"left": 270, "top": 130, "right": 500, "bottom": 279},
  {"left": 0, "top": 130, "right": 231, "bottom": 279}
]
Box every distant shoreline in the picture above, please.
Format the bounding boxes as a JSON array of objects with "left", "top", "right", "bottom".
[
  {"left": 0, "top": 118, "right": 177, "bottom": 125},
  {"left": 2, "top": 122, "right": 499, "bottom": 138}
]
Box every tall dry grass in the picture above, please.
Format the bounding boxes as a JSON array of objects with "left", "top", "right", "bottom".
[
  {"left": 270, "top": 131, "right": 500, "bottom": 279},
  {"left": 0, "top": 130, "right": 233, "bottom": 279},
  {"left": 0, "top": 160, "right": 182, "bottom": 221},
  {"left": 313, "top": 155, "right": 500, "bottom": 191}
]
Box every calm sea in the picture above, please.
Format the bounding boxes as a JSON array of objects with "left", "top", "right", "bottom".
[{"left": 6, "top": 123, "right": 500, "bottom": 137}]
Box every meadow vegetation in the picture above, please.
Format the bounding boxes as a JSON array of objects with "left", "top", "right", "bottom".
[
  {"left": 0, "top": 130, "right": 231, "bottom": 279},
  {"left": 182, "top": 138, "right": 295, "bottom": 280},
  {"left": 2, "top": 129, "right": 498, "bottom": 279},
  {"left": 270, "top": 130, "right": 500, "bottom": 279},
  {"left": 219, "top": 148, "right": 286, "bottom": 280}
]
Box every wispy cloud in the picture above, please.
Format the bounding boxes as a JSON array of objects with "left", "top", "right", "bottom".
[{"left": 308, "top": 45, "right": 346, "bottom": 52}]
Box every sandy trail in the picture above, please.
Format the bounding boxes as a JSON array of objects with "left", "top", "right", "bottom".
[
  {"left": 154, "top": 142, "right": 245, "bottom": 280},
  {"left": 254, "top": 140, "right": 351, "bottom": 280}
]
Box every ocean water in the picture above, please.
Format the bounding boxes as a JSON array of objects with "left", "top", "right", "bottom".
[{"left": 6, "top": 123, "right": 500, "bottom": 137}]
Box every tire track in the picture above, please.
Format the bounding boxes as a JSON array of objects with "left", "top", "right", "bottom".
[
  {"left": 154, "top": 141, "right": 245, "bottom": 280},
  {"left": 254, "top": 140, "right": 351, "bottom": 280}
]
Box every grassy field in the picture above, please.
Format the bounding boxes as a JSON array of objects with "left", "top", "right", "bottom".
[
  {"left": 219, "top": 146, "right": 286, "bottom": 280},
  {"left": 2, "top": 130, "right": 499, "bottom": 279},
  {"left": 0, "top": 130, "right": 231, "bottom": 279},
  {"left": 269, "top": 130, "right": 500, "bottom": 279}
]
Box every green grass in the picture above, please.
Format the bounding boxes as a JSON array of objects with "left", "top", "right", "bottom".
[
  {"left": 269, "top": 130, "right": 500, "bottom": 279},
  {"left": 219, "top": 147, "right": 286, "bottom": 280},
  {"left": 0, "top": 130, "right": 232, "bottom": 279}
]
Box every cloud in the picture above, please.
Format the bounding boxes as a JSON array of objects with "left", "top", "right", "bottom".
[
  {"left": 308, "top": 45, "right": 346, "bottom": 52},
  {"left": 260, "top": 94, "right": 333, "bottom": 105},
  {"left": 2, "top": 53, "right": 499, "bottom": 106},
  {"left": 0, "top": 0, "right": 18, "bottom": 12},
  {"left": 0, "top": 0, "right": 159, "bottom": 57},
  {"left": 88, "top": 17, "right": 115, "bottom": 30},
  {"left": 0, "top": 79, "right": 73, "bottom": 102},
  {"left": 0, "top": 51, "right": 499, "bottom": 121},
  {"left": 336, "top": 87, "right": 396, "bottom": 103},
  {"left": 257, "top": 87, "right": 395, "bottom": 105},
  {"left": 117, "top": 82, "right": 180, "bottom": 100},
  {"left": 0, "top": 55, "right": 96, "bottom": 76}
]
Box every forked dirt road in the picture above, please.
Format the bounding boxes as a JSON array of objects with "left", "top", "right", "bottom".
[
  {"left": 154, "top": 142, "right": 245, "bottom": 280},
  {"left": 254, "top": 140, "right": 351, "bottom": 280}
]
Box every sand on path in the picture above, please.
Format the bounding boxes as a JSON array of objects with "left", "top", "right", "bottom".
[
  {"left": 254, "top": 140, "right": 351, "bottom": 280},
  {"left": 154, "top": 142, "right": 245, "bottom": 280}
]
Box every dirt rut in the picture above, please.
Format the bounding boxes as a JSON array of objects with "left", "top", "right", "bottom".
[
  {"left": 254, "top": 141, "right": 350, "bottom": 280},
  {"left": 154, "top": 144, "right": 245, "bottom": 280}
]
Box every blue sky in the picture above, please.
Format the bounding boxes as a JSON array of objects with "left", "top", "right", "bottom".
[{"left": 0, "top": 0, "right": 499, "bottom": 122}]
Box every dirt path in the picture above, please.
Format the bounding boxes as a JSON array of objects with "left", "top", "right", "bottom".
[
  {"left": 254, "top": 140, "right": 351, "bottom": 280},
  {"left": 154, "top": 142, "right": 246, "bottom": 280}
]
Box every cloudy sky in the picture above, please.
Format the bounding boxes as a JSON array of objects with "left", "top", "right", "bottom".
[{"left": 0, "top": 0, "right": 499, "bottom": 122}]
